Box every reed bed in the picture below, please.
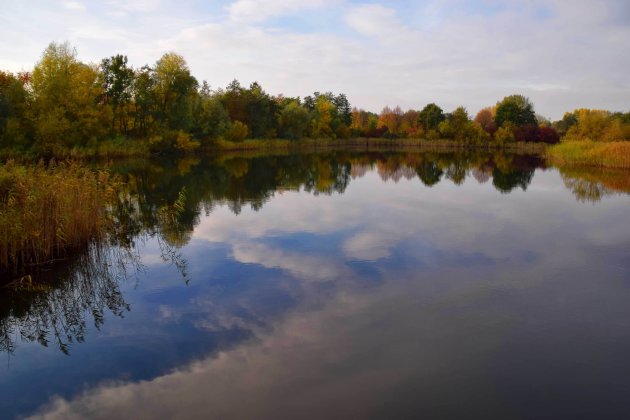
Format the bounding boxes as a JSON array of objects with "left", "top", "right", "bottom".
[
  {"left": 0, "top": 161, "right": 118, "bottom": 276},
  {"left": 547, "top": 140, "right": 630, "bottom": 169}
]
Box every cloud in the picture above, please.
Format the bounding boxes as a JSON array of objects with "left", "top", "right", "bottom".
[
  {"left": 226, "top": 0, "right": 333, "bottom": 23},
  {"left": 1, "top": 1, "right": 629, "bottom": 118},
  {"left": 232, "top": 242, "right": 349, "bottom": 281},
  {"left": 344, "top": 4, "right": 401, "bottom": 37},
  {"left": 62, "top": 1, "right": 85, "bottom": 11}
]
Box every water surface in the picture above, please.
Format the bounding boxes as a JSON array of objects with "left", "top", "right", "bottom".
[{"left": 1, "top": 151, "right": 630, "bottom": 419}]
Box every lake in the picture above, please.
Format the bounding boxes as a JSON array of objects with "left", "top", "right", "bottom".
[{"left": 2, "top": 150, "right": 630, "bottom": 419}]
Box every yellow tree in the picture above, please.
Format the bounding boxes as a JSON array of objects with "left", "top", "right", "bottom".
[
  {"left": 312, "top": 96, "right": 335, "bottom": 138},
  {"left": 31, "top": 42, "right": 110, "bottom": 153},
  {"left": 378, "top": 106, "right": 403, "bottom": 136}
]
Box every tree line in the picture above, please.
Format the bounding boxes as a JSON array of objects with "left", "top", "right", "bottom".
[{"left": 0, "top": 42, "right": 628, "bottom": 156}]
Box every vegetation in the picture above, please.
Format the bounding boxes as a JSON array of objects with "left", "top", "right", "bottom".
[
  {"left": 4, "top": 42, "right": 628, "bottom": 161},
  {"left": 0, "top": 161, "right": 118, "bottom": 276},
  {"left": 0, "top": 43, "right": 628, "bottom": 280},
  {"left": 547, "top": 140, "right": 630, "bottom": 169},
  {"left": 544, "top": 108, "right": 630, "bottom": 169}
]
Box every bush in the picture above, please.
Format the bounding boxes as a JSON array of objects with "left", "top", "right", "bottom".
[
  {"left": 225, "top": 121, "right": 249, "bottom": 142},
  {"left": 175, "top": 130, "right": 200, "bottom": 152},
  {"left": 426, "top": 129, "right": 440, "bottom": 140},
  {"left": 494, "top": 124, "right": 515, "bottom": 145}
]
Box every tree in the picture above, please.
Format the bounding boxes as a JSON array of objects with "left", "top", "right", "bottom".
[
  {"left": 450, "top": 106, "right": 470, "bottom": 141},
  {"left": 474, "top": 107, "right": 497, "bottom": 135},
  {"left": 0, "top": 71, "right": 31, "bottom": 149},
  {"left": 192, "top": 92, "right": 230, "bottom": 141},
  {"left": 101, "top": 54, "right": 134, "bottom": 133},
  {"left": 495, "top": 95, "right": 536, "bottom": 127},
  {"left": 552, "top": 112, "right": 578, "bottom": 136},
  {"left": 378, "top": 106, "right": 403, "bottom": 136},
  {"left": 31, "top": 42, "right": 110, "bottom": 153},
  {"left": 133, "top": 65, "right": 155, "bottom": 136},
  {"left": 333, "top": 93, "right": 352, "bottom": 126},
  {"left": 279, "top": 101, "right": 310, "bottom": 140},
  {"left": 246, "top": 82, "right": 277, "bottom": 138},
  {"left": 153, "top": 52, "right": 198, "bottom": 131},
  {"left": 400, "top": 110, "right": 421, "bottom": 138},
  {"left": 221, "top": 79, "right": 248, "bottom": 123},
  {"left": 418, "top": 103, "right": 445, "bottom": 131},
  {"left": 311, "top": 96, "right": 335, "bottom": 138}
]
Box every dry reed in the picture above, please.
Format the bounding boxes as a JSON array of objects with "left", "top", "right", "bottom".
[{"left": 0, "top": 160, "right": 118, "bottom": 276}]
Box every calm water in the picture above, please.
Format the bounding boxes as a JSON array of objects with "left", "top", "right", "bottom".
[{"left": 1, "top": 151, "right": 630, "bottom": 419}]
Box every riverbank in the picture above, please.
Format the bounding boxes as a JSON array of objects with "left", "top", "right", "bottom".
[
  {"left": 213, "top": 137, "right": 549, "bottom": 154},
  {"left": 546, "top": 140, "right": 630, "bottom": 169}
]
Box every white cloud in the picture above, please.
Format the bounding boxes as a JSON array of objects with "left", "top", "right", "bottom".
[
  {"left": 232, "top": 242, "right": 349, "bottom": 281},
  {"left": 62, "top": 1, "right": 85, "bottom": 11},
  {"left": 1, "top": 1, "right": 629, "bottom": 118},
  {"left": 226, "top": 0, "right": 333, "bottom": 23},
  {"left": 344, "top": 4, "right": 401, "bottom": 37}
]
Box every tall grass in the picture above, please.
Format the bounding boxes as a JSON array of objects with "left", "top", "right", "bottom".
[
  {"left": 0, "top": 161, "right": 118, "bottom": 276},
  {"left": 547, "top": 140, "right": 630, "bottom": 169}
]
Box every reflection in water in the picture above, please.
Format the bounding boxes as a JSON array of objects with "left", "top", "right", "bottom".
[
  {"left": 559, "top": 166, "right": 630, "bottom": 202},
  {"left": 112, "top": 150, "right": 546, "bottom": 241},
  {"left": 2, "top": 150, "right": 629, "bottom": 419},
  {"left": 0, "top": 245, "right": 135, "bottom": 355},
  {"left": 3, "top": 150, "right": 627, "bottom": 356}
]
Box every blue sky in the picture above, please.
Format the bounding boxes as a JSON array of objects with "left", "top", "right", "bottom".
[{"left": 1, "top": 0, "right": 629, "bottom": 119}]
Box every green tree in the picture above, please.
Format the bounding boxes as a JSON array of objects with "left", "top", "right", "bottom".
[
  {"left": 246, "top": 82, "right": 277, "bottom": 138},
  {"left": 101, "top": 54, "right": 134, "bottom": 133},
  {"left": 133, "top": 66, "right": 155, "bottom": 136},
  {"left": 495, "top": 95, "right": 536, "bottom": 127},
  {"left": 552, "top": 112, "right": 578, "bottom": 136},
  {"left": 450, "top": 106, "right": 470, "bottom": 141},
  {"left": 0, "top": 71, "right": 31, "bottom": 149},
  {"left": 279, "top": 101, "right": 310, "bottom": 140},
  {"left": 418, "top": 103, "right": 445, "bottom": 131},
  {"left": 192, "top": 86, "right": 230, "bottom": 141},
  {"left": 153, "top": 52, "right": 198, "bottom": 131}
]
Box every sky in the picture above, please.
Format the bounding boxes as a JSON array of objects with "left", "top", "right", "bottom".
[{"left": 1, "top": 0, "right": 629, "bottom": 119}]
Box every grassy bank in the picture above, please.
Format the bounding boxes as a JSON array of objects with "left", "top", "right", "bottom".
[
  {"left": 0, "top": 161, "right": 119, "bottom": 277},
  {"left": 547, "top": 140, "right": 630, "bottom": 169},
  {"left": 214, "top": 137, "right": 548, "bottom": 153}
]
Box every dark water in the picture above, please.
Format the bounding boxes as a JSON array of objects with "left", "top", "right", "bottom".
[{"left": 1, "top": 151, "right": 630, "bottom": 419}]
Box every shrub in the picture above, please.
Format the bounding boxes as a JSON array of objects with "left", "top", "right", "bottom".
[
  {"left": 175, "top": 130, "right": 200, "bottom": 152},
  {"left": 494, "top": 124, "right": 515, "bottom": 145},
  {"left": 225, "top": 121, "right": 249, "bottom": 142}
]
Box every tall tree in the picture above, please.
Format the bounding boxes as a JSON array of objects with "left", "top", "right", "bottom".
[
  {"left": 0, "top": 71, "right": 31, "bottom": 149},
  {"left": 474, "top": 107, "right": 497, "bottom": 134},
  {"left": 101, "top": 54, "right": 134, "bottom": 133},
  {"left": 279, "top": 100, "right": 310, "bottom": 140},
  {"left": 31, "top": 42, "right": 110, "bottom": 153},
  {"left": 133, "top": 65, "right": 155, "bottom": 136},
  {"left": 153, "top": 52, "right": 198, "bottom": 131},
  {"left": 418, "top": 103, "right": 445, "bottom": 131},
  {"left": 495, "top": 95, "right": 536, "bottom": 127}
]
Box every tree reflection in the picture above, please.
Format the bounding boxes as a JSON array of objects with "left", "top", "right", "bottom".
[
  {"left": 0, "top": 183, "right": 189, "bottom": 355},
  {"left": 559, "top": 167, "right": 630, "bottom": 203},
  {"left": 3, "top": 150, "right": 623, "bottom": 355},
  {"left": 0, "top": 244, "right": 137, "bottom": 355}
]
